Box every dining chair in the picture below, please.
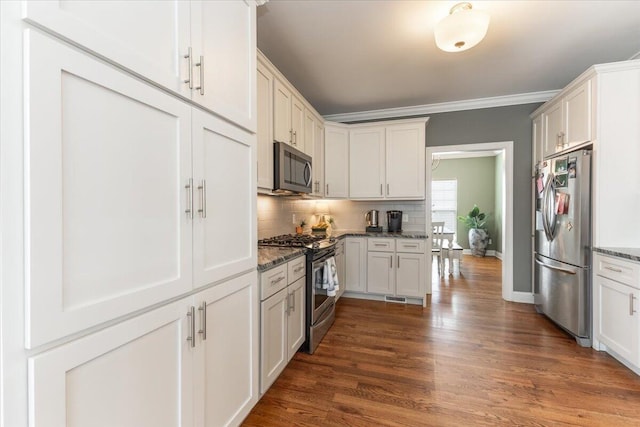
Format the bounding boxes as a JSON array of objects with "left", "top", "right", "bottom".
[{"left": 431, "top": 221, "right": 445, "bottom": 277}]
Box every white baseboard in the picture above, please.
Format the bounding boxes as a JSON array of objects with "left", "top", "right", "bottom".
[
  {"left": 510, "top": 291, "right": 534, "bottom": 304},
  {"left": 462, "top": 249, "right": 497, "bottom": 257},
  {"left": 495, "top": 251, "right": 503, "bottom": 260}
]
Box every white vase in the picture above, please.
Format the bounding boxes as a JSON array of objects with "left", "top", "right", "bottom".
[{"left": 468, "top": 228, "right": 488, "bottom": 257}]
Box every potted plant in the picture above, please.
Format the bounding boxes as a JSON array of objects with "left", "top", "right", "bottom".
[
  {"left": 295, "top": 219, "right": 306, "bottom": 235},
  {"left": 458, "top": 204, "right": 489, "bottom": 257}
]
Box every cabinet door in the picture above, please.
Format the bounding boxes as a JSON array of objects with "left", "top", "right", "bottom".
[
  {"left": 335, "top": 241, "right": 346, "bottom": 299},
  {"left": 396, "top": 253, "right": 426, "bottom": 298},
  {"left": 194, "top": 271, "right": 259, "bottom": 427},
  {"left": 273, "top": 79, "right": 292, "bottom": 144},
  {"left": 29, "top": 296, "right": 194, "bottom": 427},
  {"left": 312, "top": 121, "right": 325, "bottom": 196},
  {"left": 257, "top": 61, "right": 274, "bottom": 191},
  {"left": 191, "top": 0, "right": 256, "bottom": 132},
  {"left": 287, "top": 277, "right": 306, "bottom": 360},
  {"left": 596, "top": 276, "right": 639, "bottom": 364},
  {"left": 564, "top": 79, "right": 592, "bottom": 147},
  {"left": 385, "top": 123, "right": 425, "bottom": 199},
  {"left": 23, "top": 0, "right": 191, "bottom": 98},
  {"left": 345, "top": 238, "right": 367, "bottom": 293},
  {"left": 192, "top": 109, "right": 256, "bottom": 288},
  {"left": 304, "top": 108, "right": 316, "bottom": 157},
  {"left": 532, "top": 114, "right": 543, "bottom": 167},
  {"left": 291, "top": 94, "right": 306, "bottom": 152},
  {"left": 260, "top": 287, "right": 288, "bottom": 394},
  {"left": 324, "top": 124, "right": 349, "bottom": 198},
  {"left": 349, "top": 127, "right": 385, "bottom": 198},
  {"left": 24, "top": 31, "right": 193, "bottom": 348},
  {"left": 542, "top": 101, "right": 563, "bottom": 158},
  {"left": 367, "top": 252, "right": 395, "bottom": 295}
]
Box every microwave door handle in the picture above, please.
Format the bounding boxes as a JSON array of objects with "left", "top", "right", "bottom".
[{"left": 304, "top": 161, "right": 312, "bottom": 187}]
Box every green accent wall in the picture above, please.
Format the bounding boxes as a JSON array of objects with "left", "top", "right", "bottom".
[
  {"left": 425, "top": 103, "right": 541, "bottom": 293},
  {"left": 432, "top": 157, "right": 497, "bottom": 250}
]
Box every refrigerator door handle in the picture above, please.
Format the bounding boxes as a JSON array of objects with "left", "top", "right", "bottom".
[
  {"left": 535, "top": 258, "right": 577, "bottom": 275},
  {"left": 541, "top": 173, "right": 552, "bottom": 240},
  {"left": 542, "top": 172, "right": 558, "bottom": 241}
]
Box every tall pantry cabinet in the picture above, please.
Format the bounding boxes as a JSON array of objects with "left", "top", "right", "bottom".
[{"left": 1, "top": 2, "right": 261, "bottom": 426}]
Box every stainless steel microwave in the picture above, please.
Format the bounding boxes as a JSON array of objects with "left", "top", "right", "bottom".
[{"left": 273, "top": 141, "right": 312, "bottom": 193}]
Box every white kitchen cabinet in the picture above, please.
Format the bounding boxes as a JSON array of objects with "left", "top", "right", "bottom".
[
  {"left": 257, "top": 59, "right": 274, "bottom": 191},
  {"left": 25, "top": 0, "right": 257, "bottom": 132},
  {"left": 347, "top": 120, "right": 426, "bottom": 200},
  {"left": 367, "top": 251, "right": 395, "bottom": 295},
  {"left": 324, "top": 123, "right": 350, "bottom": 198},
  {"left": 385, "top": 122, "right": 426, "bottom": 199},
  {"left": 541, "top": 79, "right": 592, "bottom": 158},
  {"left": 364, "top": 238, "right": 426, "bottom": 299},
  {"left": 29, "top": 271, "right": 259, "bottom": 427},
  {"left": 24, "top": 31, "right": 256, "bottom": 349},
  {"left": 259, "top": 256, "right": 306, "bottom": 394},
  {"left": 273, "top": 78, "right": 305, "bottom": 151},
  {"left": 349, "top": 127, "right": 386, "bottom": 198},
  {"left": 593, "top": 253, "right": 640, "bottom": 371},
  {"left": 532, "top": 114, "right": 543, "bottom": 170},
  {"left": 312, "top": 120, "right": 326, "bottom": 196},
  {"left": 192, "top": 108, "right": 256, "bottom": 289},
  {"left": 24, "top": 30, "right": 194, "bottom": 349},
  {"left": 190, "top": 0, "right": 257, "bottom": 132},
  {"left": 335, "top": 240, "right": 346, "bottom": 299},
  {"left": 345, "top": 238, "right": 367, "bottom": 293}
]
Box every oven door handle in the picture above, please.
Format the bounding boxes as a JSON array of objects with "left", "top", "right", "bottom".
[{"left": 313, "top": 251, "right": 336, "bottom": 266}]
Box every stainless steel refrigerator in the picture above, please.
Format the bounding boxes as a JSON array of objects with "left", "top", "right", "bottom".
[{"left": 534, "top": 149, "right": 591, "bottom": 347}]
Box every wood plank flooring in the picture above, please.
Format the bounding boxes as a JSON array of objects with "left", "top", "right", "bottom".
[{"left": 243, "top": 256, "right": 640, "bottom": 426}]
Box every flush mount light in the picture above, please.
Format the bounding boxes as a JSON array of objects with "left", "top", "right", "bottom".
[{"left": 435, "top": 2, "right": 490, "bottom": 52}]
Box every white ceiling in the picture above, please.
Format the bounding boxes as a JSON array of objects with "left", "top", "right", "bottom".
[{"left": 257, "top": 1, "right": 640, "bottom": 118}]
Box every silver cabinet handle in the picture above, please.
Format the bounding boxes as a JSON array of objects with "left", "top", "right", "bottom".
[
  {"left": 183, "top": 47, "right": 193, "bottom": 89},
  {"left": 197, "top": 179, "right": 207, "bottom": 218},
  {"left": 326, "top": 183, "right": 329, "bottom": 195},
  {"left": 289, "top": 129, "right": 293, "bottom": 145},
  {"left": 630, "top": 293, "right": 636, "bottom": 316},
  {"left": 397, "top": 255, "right": 400, "bottom": 268},
  {"left": 186, "top": 306, "right": 196, "bottom": 348},
  {"left": 390, "top": 255, "right": 393, "bottom": 268},
  {"left": 294, "top": 266, "right": 304, "bottom": 273},
  {"left": 374, "top": 243, "right": 387, "bottom": 247},
  {"left": 380, "top": 184, "right": 383, "bottom": 195},
  {"left": 195, "top": 55, "right": 204, "bottom": 95},
  {"left": 403, "top": 244, "right": 418, "bottom": 248},
  {"left": 185, "top": 178, "right": 193, "bottom": 219},
  {"left": 198, "top": 302, "right": 207, "bottom": 340},
  {"left": 293, "top": 131, "right": 297, "bottom": 146},
  {"left": 270, "top": 276, "right": 285, "bottom": 285},
  {"left": 604, "top": 266, "right": 623, "bottom": 273}
]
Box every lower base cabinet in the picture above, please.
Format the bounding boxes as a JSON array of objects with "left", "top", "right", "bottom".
[
  {"left": 28, "top": 271, "right": 259, "bottom": 427},
  {"left": 259, "top": 256, "right": 305, "bottom": 394},
  {"left": 335, "top": 239, "right": 346, "bottom": 299},
  {"left": 593, "top": 253, "right": 640, "bottom": 371},
  {"left": 365, "top": 238, "right": 426, "bottom": 299}
]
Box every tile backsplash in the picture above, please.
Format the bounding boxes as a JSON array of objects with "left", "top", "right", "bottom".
[{"left": 257, "top": 195, "right": 426, "bottom": 239}]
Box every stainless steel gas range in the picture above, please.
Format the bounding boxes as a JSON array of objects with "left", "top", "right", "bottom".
[{"left": 258, "top": 234, "right": 337, "bottom": 354}]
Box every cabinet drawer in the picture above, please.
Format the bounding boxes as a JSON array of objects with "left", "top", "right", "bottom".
[
  {"left": 396, "top": 239, "right": 425, "bottom": 253},
  {"left": 595, "top": 254, "right": 640, "bottom": 288},
  {"left": 287, "top": 256, "right": 306, "bottom": 284},
  {"left": 368, "top": 238, "right": 395, "bottom": 252},
  {"left": 260, "top": 264, "right": 288, "bottom": 300}
]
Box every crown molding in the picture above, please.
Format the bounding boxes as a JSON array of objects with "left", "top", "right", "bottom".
[{"left": 322, "top": 90, "right": 559, "bottom": 123}]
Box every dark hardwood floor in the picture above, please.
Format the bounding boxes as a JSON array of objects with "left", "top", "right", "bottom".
[{"left": 243, "top": 256, "right": 640, "bottom": 426}]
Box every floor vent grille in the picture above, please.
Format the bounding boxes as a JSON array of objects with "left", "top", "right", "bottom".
[{"left": 384, "top": 295, "right": 407, "bottom": 304}]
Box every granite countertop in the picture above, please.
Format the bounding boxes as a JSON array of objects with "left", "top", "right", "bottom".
[
  {"left": 333, "top": 229, "right": 428, "bottom": 239},
  {"left": 593, "top": 247, "right": 640, "bottom": 263},
  {"left": 257, "top": 247, "right": 306, "bottom": 271}
]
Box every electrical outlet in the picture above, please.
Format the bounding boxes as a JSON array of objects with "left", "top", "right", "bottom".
[
  {"left": 292, "top": 213, "right": 297, "bottom": 224},
  {"left": 402, "top": 213, "right": 409, "bottom": 223},
  {"left": 488, "top": 238, "right": 492, "bottom": 245}
]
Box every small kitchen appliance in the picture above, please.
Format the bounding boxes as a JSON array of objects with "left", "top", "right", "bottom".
[
  {"left": 365, "top": 210, "right": 382, "bottom": 232},
  {"left": 387, "top": 210, "right": 403, "bottom": 232}
]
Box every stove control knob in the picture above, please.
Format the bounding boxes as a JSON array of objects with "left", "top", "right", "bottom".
[
  {"left": 312, "top": 242, "right": 320, "bottom": 249},
  {"left": 329, "top": 237, "right": 336, "bottom": 243}
]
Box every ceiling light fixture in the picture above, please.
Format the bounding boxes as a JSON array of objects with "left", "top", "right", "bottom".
[{"left": 434, "top": 2, "right": 490, "bottom": 52}]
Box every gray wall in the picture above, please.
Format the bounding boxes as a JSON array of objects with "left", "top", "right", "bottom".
[
  {"left": 432, "top": 157, "right": 498, "bottom": 250},
  {"left": 425, "top": 103, "right": 542, "bottom": 293}
]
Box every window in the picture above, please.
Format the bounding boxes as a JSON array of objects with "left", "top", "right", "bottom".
[{"left": 431, "top": 179, "right": 457, "bottom": 235}]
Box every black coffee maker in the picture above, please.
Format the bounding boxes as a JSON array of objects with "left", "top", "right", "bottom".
[{"left": 386, "top": 210, "right": 402, "bottom": 232}]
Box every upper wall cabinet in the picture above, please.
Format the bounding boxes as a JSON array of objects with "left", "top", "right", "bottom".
[
  {"left": 324, "top": 123, "right": 350, "bottom": 198},
  {"left": 257, "top": 61, "right": 274, "bottom": 191},
  {"left": 273, "top": 79, "right": 307, "bottom": 154},
  {"left": 23, "top": 0, "right": 257, "bottom": 132},
  {"left": 348, "top": 120, "right": 427, "bottom": 200},
  {"left": 536, "top": 78, "right": 592, "bottom": 158}
]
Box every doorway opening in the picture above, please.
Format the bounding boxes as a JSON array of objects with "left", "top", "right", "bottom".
[{"left": 426, "top": 141, "right": 514, "bottom": 302}]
